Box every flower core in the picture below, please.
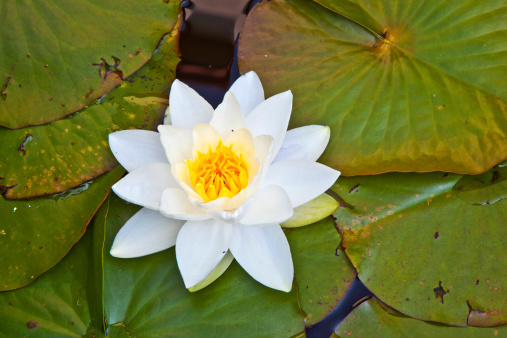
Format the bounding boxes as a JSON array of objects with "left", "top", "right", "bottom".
[{"left": 186, "top": 139, "right": 249, "bottom": 202}]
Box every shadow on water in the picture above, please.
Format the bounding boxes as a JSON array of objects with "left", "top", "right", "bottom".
[{"left": 177, "top": 1, "right": 374, "bottom": 336}]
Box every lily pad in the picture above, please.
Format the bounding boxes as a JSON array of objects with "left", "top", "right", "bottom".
[
  {"left": 0, "top": 0, "right": 181, "bottom": 128},
  {"left": 332, "top": 162, "right": 507, "bottom": 326},
  {"left": 0, "top": 192, "right": 108, "bottom": 338},
  {"left": 103, "top": 194, "right": 355, "bottom": 335},
  {"left": 239, "top": 0, "right": 507, "bottom": 175},
  {"left": 0, "top": 166, "right": 123, "bottom": 291},
  {"left": 0, "top": 25, "right": 181, "bottom": 199},
  {"left": 334, "top": 298, "right": 506, "bottom": 337}
]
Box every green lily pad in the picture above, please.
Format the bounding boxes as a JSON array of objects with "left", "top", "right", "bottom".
[
  {"left": 239, "top": 0, "right": 507, "bottom": 175},
  {"left": 0, "top": 25, "right": 180, "bottom": 199},
  {"left": 332, "top": 162, "right": 507, "bottom": 326},
  {"left": 103, "top": 194, "right": 355, "bottom": 335},
  {"left": 334, "top": 298, "right": 506, "bottom": 337},
  {"left": 0, "top": 166, "right": 123, "bottom": 291},
  {"left": 0, "top": 193, "right": 108, "bottom": 337},
  {"left": 0, "top": 0, "right": 180, "bottom": 128}
]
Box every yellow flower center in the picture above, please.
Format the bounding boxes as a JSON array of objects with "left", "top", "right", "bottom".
[{"left": 186, "top": 139, "right": 249, "bottom": 202}]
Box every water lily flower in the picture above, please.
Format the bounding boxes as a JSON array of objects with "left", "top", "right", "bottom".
[{"left": 108, "top": 71, "right": 340, "bottom": 292}]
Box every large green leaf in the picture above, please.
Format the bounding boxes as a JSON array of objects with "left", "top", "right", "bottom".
[
  {"left": 103, "top": 194, "right": 355, "bottom": 335},
  {"left": 238, "top": 0, "right": 507, "bottom": 175},
  {"left": 0, "top": 0, "right": 180, "bottom": 128},
  {"left": 0, "top": 194, "right": 108, "bottom": 337},
  {"left": 0, "top": 166, "right": 123, "bottom": 291},
  {"left": 0, "top": 25, "right": 180, "bottom": 199},
  {"left": 334, "top": 298, "right": 506, "bottom": 337},
  {"left": 332, "top": 162, "right": 507, "bottom": 326}
]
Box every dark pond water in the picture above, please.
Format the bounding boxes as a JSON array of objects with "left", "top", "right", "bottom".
[{"left": 177, "top": 1, "right": 373, "bottom": 336}]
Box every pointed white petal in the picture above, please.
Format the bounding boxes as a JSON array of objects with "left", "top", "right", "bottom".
[
  {"left": 110, "top": 208, "right": 184, "bottom": 258},
  {"left": 109, "top": 130, "right": 168, "bottom": 172},
  {"left": 240, "top": 185, "right": 293, "bottom": 226},
  {"left": 209, "top": 92, "right": 247, "bottom": 139},
  {"left": 262, "top": 160, "right": 340, "bottom": 208},
  {"left": 112, "top": 163, "right": 178, "bottom": 210},
  {"left": 169, "top": 80, "right": 214, "bottom": 128},
  {"left": 176, "top": 220, "right": 233, "bottom": 288},
  {"left": 158, "top": 125, "right": 193, "bottom": 165},
  {"left": 160, "top": 188, "right": 210, "bottom": 221},
  {"left": 246, "top": 90, "right": 292, "bottom": 157},
  {"left": 229, "top": 71, "right": 265, "bottom": 117},
  {"left": 188, "top": 251, "right": 235, "bottom": 292},
  {"left": 224, "top": 128, "right": 255, "bottom": 158},
  {"left": 192, "top": 123, "right": 221, "bottom": 155},
  {"left": 253, "top": 134, "right": 274, "bottom": 165},
  {"left": 273, "top": 125, "right": 330, "bottom": 163},
  {"left": 230, "top": 223, "right": 293, "bottom": 292}
]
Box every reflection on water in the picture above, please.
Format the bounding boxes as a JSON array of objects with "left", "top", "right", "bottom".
[{"left": 177, "top": 0, "right": 251, "bottom": 107}]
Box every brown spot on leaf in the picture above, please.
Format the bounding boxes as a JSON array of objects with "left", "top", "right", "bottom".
[
  {"left": 1, "top": 76, "right": 13, "bottom": 101},
  {"left": 492, "top": 171, "right": 499, "bottom": 184},
  {"left": 434, "top": 232, "right": 439, "bottom": 239},
  {"left": 26, "top": 320, "right": 38, "bottom": 329}
]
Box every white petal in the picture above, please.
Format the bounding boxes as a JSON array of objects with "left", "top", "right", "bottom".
[
  {"left": 240, "top": 185, "right": 293, "bottom": 226},
  {"left": 209, "top": 201, "right": 250, "bottom": 224},
  {"left": 222, "top": 186, "right": 251, "bottom": 210},
  {"left": 209, "top": 92, "right": 247, "bottom": 139},
  {"left": 110, "top": 208, "right": 184, "bottom": 258},
  {"left": 262, "top": 160, "right": 341, "bottom": 208},
  {"left": 158, "top": 125, "right": 193, "bottom": 165},
  {"left": 188, "top": 251, "right": 235, "bottom": 292},
  {"left": 112, "top": 163, "right": 178, "bottom": 210},
  {"left": 192, "top": 123, "right": 221, "bottom": 155},
  {"left": 176, "top": 220, "right": 233, "bottom": 288},
  {"left": 188, "top": 194, "right": 230, "bottom": 213},
  {"left": 169, "top": 80, "right": 214, "bottom": 128},
  {"left": 171, "top": 162, "right": 202, "bottom": 201},
  {"left": 246, "top": 90, "right": 292, "bottom": 157},
  {"left": 224, "top": 128, "right": 255, "bottom": 158},
  {"left": 230, "top": 223, "right": 293, "bottom": 292},
  {"left": 253, "top": 134, "right": 274, "bottom": 165},
  {"left": 109, "top": 130, "right": 168, "bottom": 172},
  {"left": 252, "top": 135, "right": 275, "bottom": 187},
  {"left": 160, "top": 188, "right": 210, "bottom": 221},
  {"left": 229, "top": 71, "right": 265, "bottom": 117},
  {"left": 273, "top": 125, "right": 330, "bottom": 163}
]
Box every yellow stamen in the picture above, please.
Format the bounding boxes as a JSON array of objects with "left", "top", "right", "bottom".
[{"left": 187, "top": 139, "right": 249, "bottom": 202}]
